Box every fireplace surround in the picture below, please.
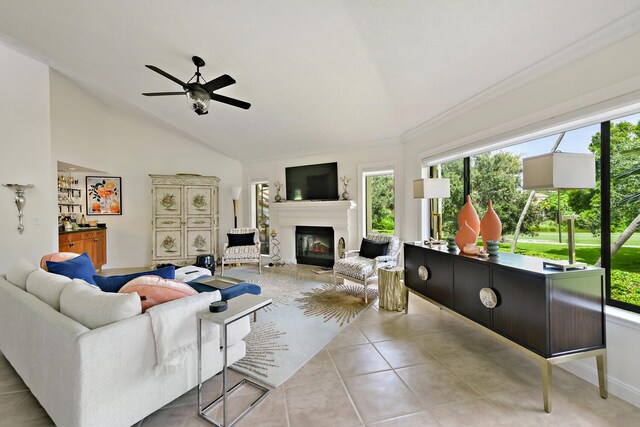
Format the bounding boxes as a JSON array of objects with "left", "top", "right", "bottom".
[{"left": 269, "top": 200, "right": 357, "bottom": 265}]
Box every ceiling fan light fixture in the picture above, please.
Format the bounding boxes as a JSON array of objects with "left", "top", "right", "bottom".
[{"left": 186, "top": 89, "right": 210, "bottom": 115}]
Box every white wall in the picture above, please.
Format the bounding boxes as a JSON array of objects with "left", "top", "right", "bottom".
[
  {"left": 50, "top": 70, "right": 243, "bottom": 268},
  {"left": 242, "top": 144, "right": 405, "bottom": 247},
  {"left": 0, "top": 42, "right": 56, "bottom": 271}
]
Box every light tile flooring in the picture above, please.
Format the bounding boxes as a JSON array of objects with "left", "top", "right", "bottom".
[{"left": 2, "top": 291, "right": 640, "bottom": 426}]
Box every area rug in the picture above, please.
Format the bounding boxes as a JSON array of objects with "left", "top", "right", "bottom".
[{"left": 222, "top": 268, "right": 377, "bottom": 388}]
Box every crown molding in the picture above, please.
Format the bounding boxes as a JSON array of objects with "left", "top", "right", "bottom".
[{"left": 402, "top": 7, "right": 640, "bottom": 143}]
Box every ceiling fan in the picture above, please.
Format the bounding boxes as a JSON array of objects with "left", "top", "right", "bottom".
[{"left": 142, "top": 56, "right": 250, "bottom": 115}]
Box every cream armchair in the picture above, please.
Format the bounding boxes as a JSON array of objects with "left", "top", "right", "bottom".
[
  {"left": 333, "top": 234, "right": 401, "bottom": 303},
  {"left": 221, "top": 227, "right": 262, "bottom": 275}
]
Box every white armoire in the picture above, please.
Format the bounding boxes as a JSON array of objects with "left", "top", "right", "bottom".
[{"left": 150, "top": 174, "right": 219, "bottom": 267}]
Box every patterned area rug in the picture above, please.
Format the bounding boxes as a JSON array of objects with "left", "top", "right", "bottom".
[{"left": 223, "top": 268, "right": 377, "bottom": 388}]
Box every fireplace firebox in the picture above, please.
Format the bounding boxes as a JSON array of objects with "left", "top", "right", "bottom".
[{"left": 295, "top": 226, "right": 334, "bottom": 267}]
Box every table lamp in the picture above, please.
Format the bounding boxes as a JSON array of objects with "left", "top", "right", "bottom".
[
  {"left": 522, "top": 152, "right": 596, "bottom": 271},
  {"left": 413, "top": 178, "right": 451, "bottom": 243}
]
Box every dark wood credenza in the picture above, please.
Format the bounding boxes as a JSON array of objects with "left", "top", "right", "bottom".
[{"left": 404, "top": 243, "right": 607, "bottom": 412}]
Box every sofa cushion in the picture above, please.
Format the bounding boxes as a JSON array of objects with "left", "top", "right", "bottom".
[
  {"left": 46, "top": 252, "right": 97, "bottom": 285},
  {"left": 60, "top": 279, "right": 142, "bottom": 329},
  {"left": 40, "top": 252, "right": 80, "bottom": 271},
  {"left": 93, "top": 265, "right": 176, "bottom": 293},
  {"left": 119, "top": 276, "right": 197, "bottom": 312},
  {"left": 6, "top": 258, "right": 38, "bottom": 290},
  {"left": 26, "top": 269, "right": 72, "bottom": 310},
  {"left": 359, "top": 238, "right": 389, "bottom": 259},
  {"left": 227, "top": 232, "right": 255, "bottom": 247}
]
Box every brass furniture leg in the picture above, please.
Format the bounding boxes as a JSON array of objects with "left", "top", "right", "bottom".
[
  {"left": 597, "top": 352, "right": 608, "bottom": 399},
  {"left": 541, "top": 360, "right": 553, "bottom": 413}
]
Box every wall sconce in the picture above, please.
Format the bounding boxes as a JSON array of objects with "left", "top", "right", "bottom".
[
  {"left": 522, "top": 152, "right": 596, "bottom": 270},
  {"left": 231, "top": 186, "right": 242, "bottom": 228},
  {"left": 3, "top": 184, "right": 34, "bottom": 234},
  {"left": 413, "top": 178, "right": 450, "bottom": 243}
]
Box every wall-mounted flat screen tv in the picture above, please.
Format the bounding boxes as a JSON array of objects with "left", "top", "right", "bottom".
[{"left": 285, "top": 162, "right": 339, "bottom": 201}]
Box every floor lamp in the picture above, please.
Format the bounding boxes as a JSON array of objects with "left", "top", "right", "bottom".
[
  {"left": 413, "top": 178, "right": 451, "bottom": 244},
  {"left": 522, "top": 152, "right": 596, "bottom": 271},
  {"left": 231, "top": 186, "right": 242, "bottom": 228}
]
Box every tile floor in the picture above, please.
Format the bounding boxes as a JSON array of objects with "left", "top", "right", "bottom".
[{"left": 2, "top": 290, "right": 640, "bottom": 426}]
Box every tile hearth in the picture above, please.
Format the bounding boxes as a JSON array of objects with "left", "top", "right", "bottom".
[{"left": 1, "top": 276, "right": 640, "bottom": 426}]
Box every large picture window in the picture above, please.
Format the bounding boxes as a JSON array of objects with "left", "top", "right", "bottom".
[{"left": 433, "top": 111, "right": 640, "bottom": 313}]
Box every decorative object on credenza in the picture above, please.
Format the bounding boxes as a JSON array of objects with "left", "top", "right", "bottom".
[
  {"left": 3, "top": 184, "right": 34, "bottom": 234},
  {"left": 413, "top": 178, "right": 451, "bottom": 242},
  {"left": 270, "top": 228, "right": 283, "bottom": 265},
  {"left": 523, "top": 152, "right": 596, "bottom": 271},
  {"left": 446, "top": 236, "right": 457, "bottom": 252},
  {"left": 462, "top": 243, "right": 480, "bottom": 255},
  {"left": 458, "top": 194, "right": 480, "bottom": 235},
  {"left": 455, "top": 220, "right": 477, "bottom": 251},
  {"left": 86, "top": 176, "right": 121, "bottom": 215},
  {"left": 340, "top": 176, "right": 351, "bottom": 200},
  {"left": 480, "top": 199, "right": 502, "bottom": 250},
  {"left": 231, "top": 186, "right": 241, "bottom": 228},
  {"left": 142, "top": 56, "right": 251, "bottom": 115},
  {"left": 486, "top": 240, "right": 500, "bottom": 257},
  {"left": 274, "top": 181, "right": 282, "bottom": 202}
]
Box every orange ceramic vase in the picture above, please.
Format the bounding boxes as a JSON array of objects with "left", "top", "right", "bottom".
[
  {"left": 458, "top": 195, "right": 480, "bottom": 235},
  {"left": 455, "top": 221, "right": 478, "bottom": 251},
  {"left": 480, "top": 199, "right": 502, "bottom": 250}
]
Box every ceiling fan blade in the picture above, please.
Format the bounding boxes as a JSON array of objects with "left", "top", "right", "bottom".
[
  {"left": 142, "top": 92, "right": 185, "bottom": 96},
  {"left": 202, "top": 74, "right": 236, "bottom": 93},
  {"left": 210, "top": 93, "right": 251, "bottom": 110},
  {"left": 145, "top": 65, "right": 188, "bottom": 88}
]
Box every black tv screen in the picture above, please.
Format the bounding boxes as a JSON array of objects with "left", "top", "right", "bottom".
[{"left": 285, "top": 162, "right": 339, "bottom": 201}]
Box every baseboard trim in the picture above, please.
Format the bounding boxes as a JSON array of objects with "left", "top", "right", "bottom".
[{"left": 562, "top": 359, "right": 640, "bottom": 408}]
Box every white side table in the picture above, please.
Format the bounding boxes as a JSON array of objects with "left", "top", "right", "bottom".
[{"left": 197, "top": 294, "right": 272, "bottom": 427}]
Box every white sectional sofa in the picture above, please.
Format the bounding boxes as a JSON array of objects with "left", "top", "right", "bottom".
[{"left": 0, "top": 260, "right": 250, "bottom": 427}]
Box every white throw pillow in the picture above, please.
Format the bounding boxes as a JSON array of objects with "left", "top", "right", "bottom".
[
  {"left": 26, "top": 269, "right": 72, "bottom": 310},
  {"left": 175, "top": 266, "right": 211, "bottom": 282},
  {"left": 60, "top": 279, "right": 142, "bottom": 329},
  {"left": 6, "top": 259, "right": 38, "bottom": 290}
]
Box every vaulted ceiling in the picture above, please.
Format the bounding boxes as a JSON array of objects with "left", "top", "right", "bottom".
[{"left": 1, "top": 0, "right": 639, "bottom": 162}]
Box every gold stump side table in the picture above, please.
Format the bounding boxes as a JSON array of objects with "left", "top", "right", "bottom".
[{"left": 378, "top": 268, "right": 408, "bottom": 312}]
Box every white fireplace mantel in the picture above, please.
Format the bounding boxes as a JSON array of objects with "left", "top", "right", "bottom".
[{"left": 270, "top": 200, "right": 357, "bottom": 264}]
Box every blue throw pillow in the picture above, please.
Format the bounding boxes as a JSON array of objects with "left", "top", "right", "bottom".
[
  {"left": 228, "top": 232, "right": 255, "bottom": 247},
  {"left": 47, "top": 252, "right": 97, "bottom": 285},
  {"left": 185, "top": 276, "right": 261, "bottom": 299},
  {"left": 92, "top": 265, "right": 176, "bottom": 293},
  {"left": 359, "top": 238, "right": 389, "bottom": 259}
]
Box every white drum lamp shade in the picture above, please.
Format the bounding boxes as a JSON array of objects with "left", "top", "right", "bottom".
[
  {"left": 413, "top": 178, "right": 451, "bottom": 199},
  {"left": 522, "top": 152, "right": 596, "bottom": 190}
]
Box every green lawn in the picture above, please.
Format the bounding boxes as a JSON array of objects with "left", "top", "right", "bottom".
[
  {"left": 497, "top": 241, "right": 640, "bottom": 306},
  {"left": 504, "top": 231, "right": 640, "bottom": 246}
]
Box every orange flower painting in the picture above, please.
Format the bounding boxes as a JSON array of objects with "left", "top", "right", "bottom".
[{"left": 87, "top": 176, "right": 122, "bottom": 215}]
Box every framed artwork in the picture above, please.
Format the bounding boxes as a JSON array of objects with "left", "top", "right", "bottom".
[{"left": 86, "top": 176, "right": 122, "bottom": 215}]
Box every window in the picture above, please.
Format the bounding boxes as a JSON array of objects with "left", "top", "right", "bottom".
[
  {"left": 430, "top": 110, "right": 640, "bottom": 313},
  {"left": 363, "top": 170, "right": 395, "bottom": 235},
  {"left": 606, "top": 113, "right": 640, "bottom": 310},
  {"left": 252, "top": 182, "right": 270, "bottom": 255}
]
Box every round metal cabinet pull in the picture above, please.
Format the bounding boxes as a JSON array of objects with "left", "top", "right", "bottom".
[
  {"left": 479, "top": 288, "right": 498, "bottom": 308},
  {"left": 418, "top": 265, "right": 429, "bottom": 281}
]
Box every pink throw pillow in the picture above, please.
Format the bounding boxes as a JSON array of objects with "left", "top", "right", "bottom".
[
  {"left": 118, "top": 275, "right": 197, "bottom": 312},
  {"left": 40, "top": 252, "right": 80, "bottom": 271}
]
